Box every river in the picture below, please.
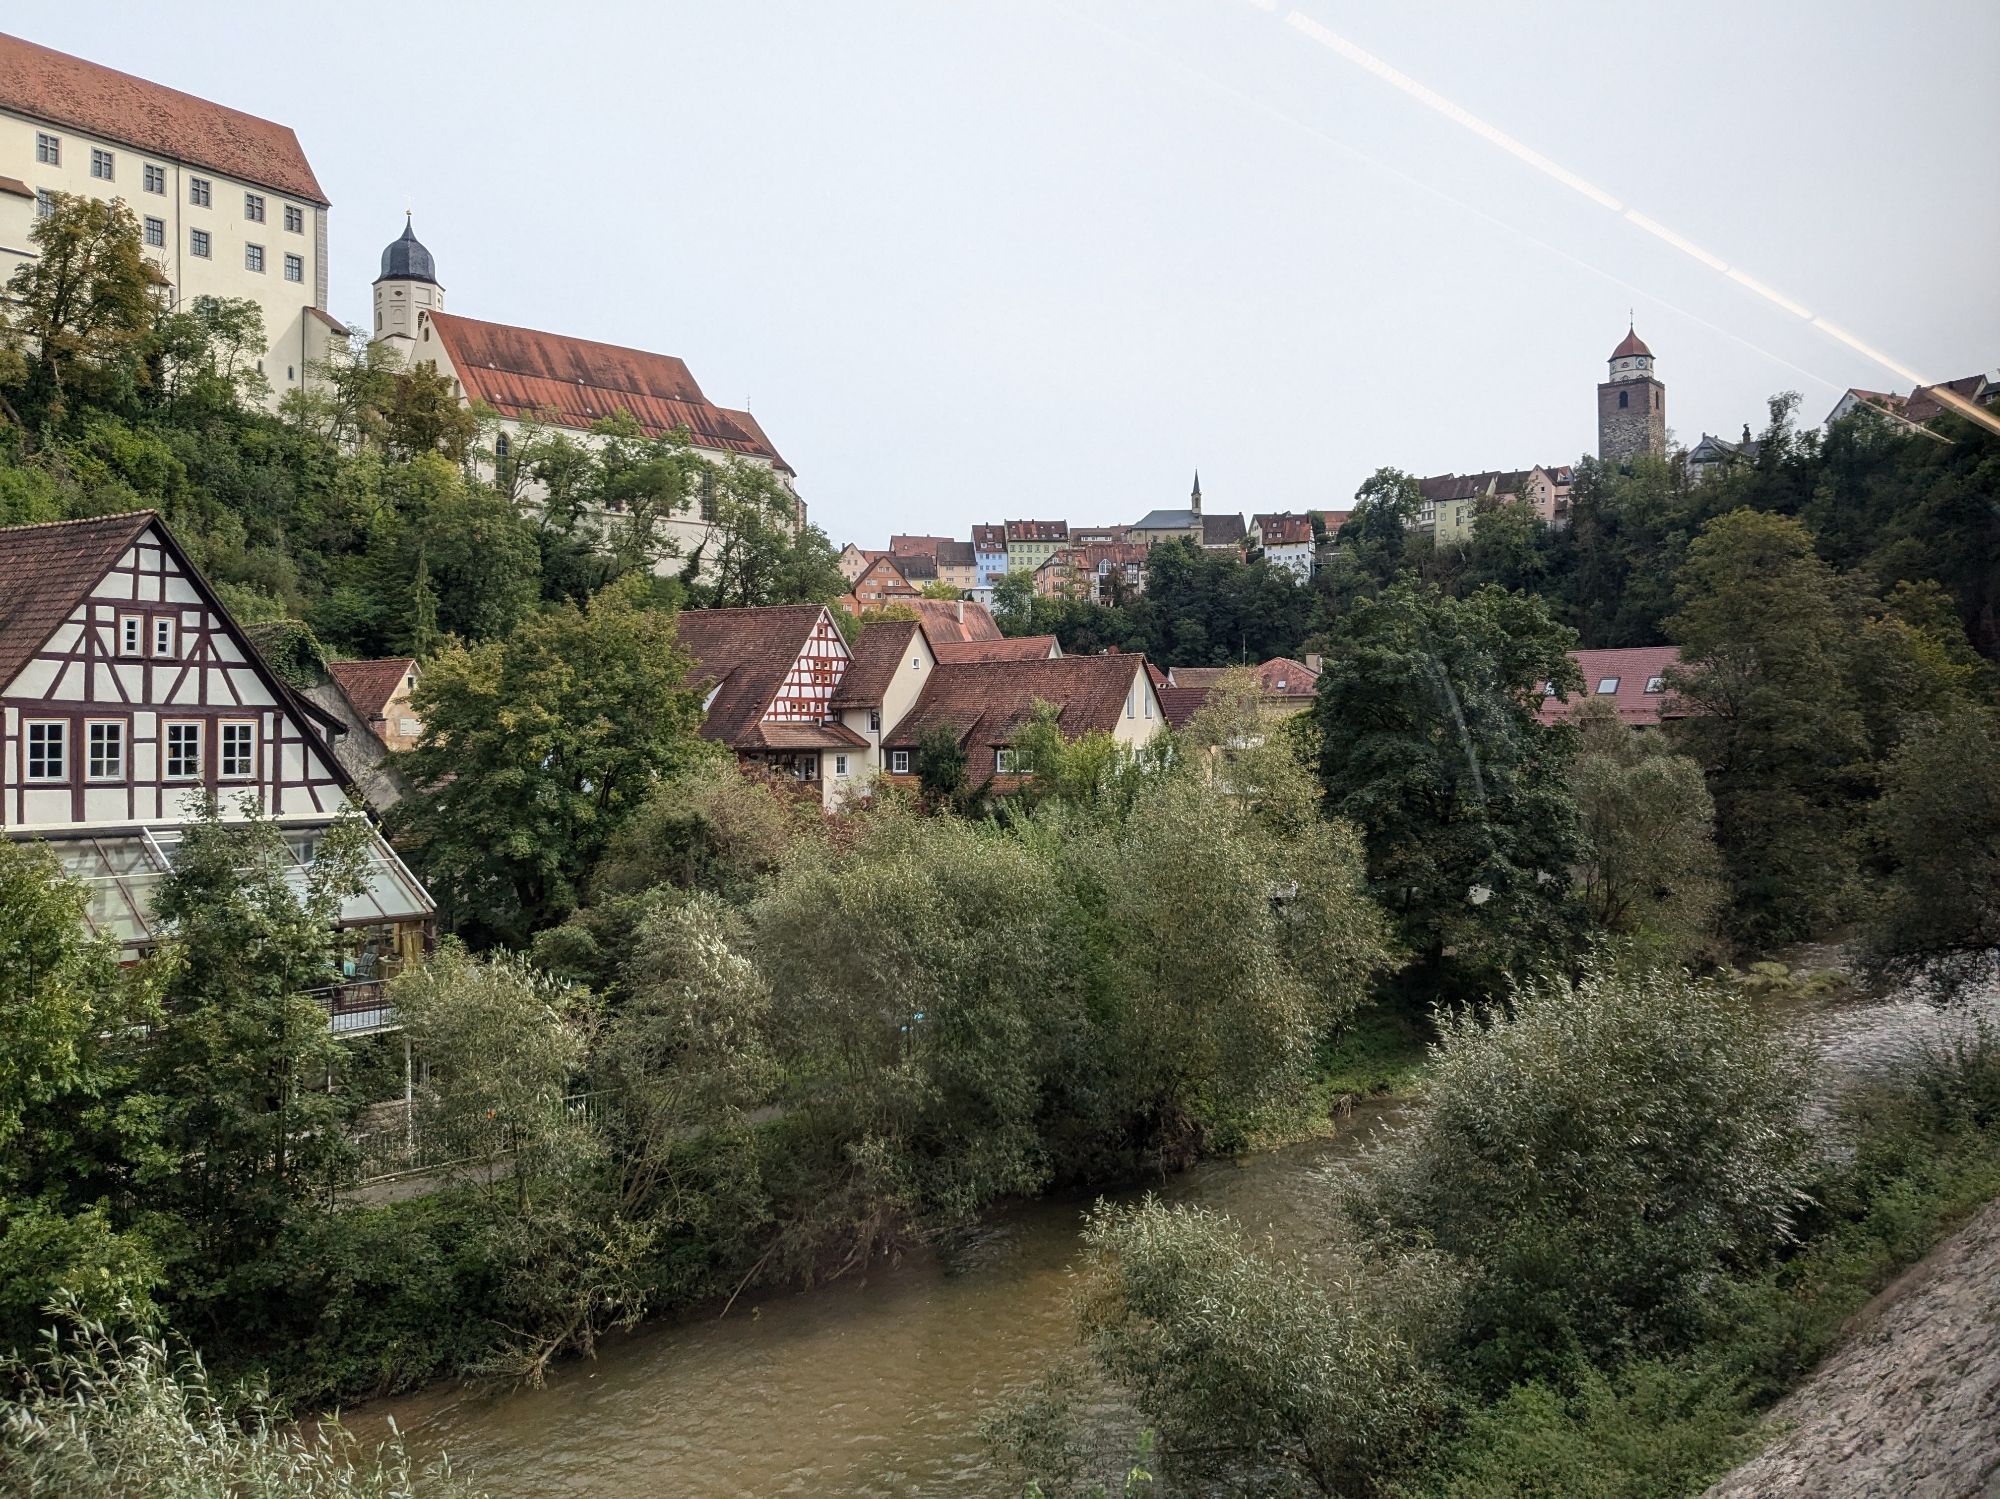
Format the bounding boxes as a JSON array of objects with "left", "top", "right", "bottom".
[
  {"left": 367, "top": 970, "right": 1999, "bottom": 1498},
  {"left": 366, "top": 1100, "right": 1403, "bottom": 1498}
]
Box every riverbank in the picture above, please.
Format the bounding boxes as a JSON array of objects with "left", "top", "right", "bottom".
[{"left": 1705, "top": 1193, "right": 2000, "bottom": 1498}]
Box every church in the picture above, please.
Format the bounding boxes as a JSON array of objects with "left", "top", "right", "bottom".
[
  {"left": 1597, "top": 326, "right": 1667, "bottom": 463},
  {"left": 366, "top": 217, "right": 801, "bottom": 565}
]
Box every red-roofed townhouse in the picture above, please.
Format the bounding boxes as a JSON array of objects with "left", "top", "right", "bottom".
[
  {"left": 674, "top": 605, "right": 870, "bottom": 807},
  {"left": 852, "top": 554, "right": 920, "bottom": 607},
  {"left": 1537, "top": 646, "right": 1683, "bottom": 728},
  {"left": 1249, "top": 514, "right": 1317, "bottom": 581},
  {"left": 0, "top": 513, "right": 434, "bottom": 1030}
]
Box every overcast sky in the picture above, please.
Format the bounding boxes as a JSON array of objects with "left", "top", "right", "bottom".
[{"left": 35, "top": 1, "right": 2000, "bottom": 543}]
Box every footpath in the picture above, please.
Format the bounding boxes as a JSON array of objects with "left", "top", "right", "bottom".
[{"left": 1704, "top": 1194, "right": 2000, "bottom": 1499}]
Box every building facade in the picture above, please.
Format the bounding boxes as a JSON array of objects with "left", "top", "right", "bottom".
[
  {"left": 972, "top": 525, "right": 1010, "bottom": 594},
  {"left": 1004, "top": 519, "right": 1070, "bottom": 577},
  {"left": 1598, "top": 326, "right": 1667, "bottom": 463},
  {"left": 0, "top": 32, "right": 342, "bottom": 409},
  {"left": 1249, "top": 514, "right": 1315, "bottom": 579},
  {"left": 0, "top": 512, "right": 433, "bottom": 1030}
]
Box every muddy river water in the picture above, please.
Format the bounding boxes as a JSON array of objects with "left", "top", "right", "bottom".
[{"left": 366, "top": 973, "right": 1997, "bottom": 1497}]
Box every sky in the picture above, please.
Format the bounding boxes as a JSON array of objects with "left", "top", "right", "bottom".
[{"left": 29, "top": 1, "right": 2000, "bottom": 544}]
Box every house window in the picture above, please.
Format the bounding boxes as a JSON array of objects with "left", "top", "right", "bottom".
[
  {"left": 1617, "top": 390, "right": 1629, "bottom": 409},
  {"left": 219, "top": 720, "right": 256, "bottom": 778},
  {"left": 244, "top": 244, "right": 264, "bottom": 273},
  {"left": 1542, "top": 682, "right": 1558, "bottom": 697},
  {"left": 144, "top": 216, "right": 165, "bottom": 247},
  {"left": 90, "top": 148, "right": 114, "bottom": 181},
  {"left": 284, "top": 204, "right": 304, "bottom": 233},
  {"left": 834, "top": 754, "right": 849, "bottom": 777},
  {"left": 868, "top": 709, "right": 881, "bottom": 732},
  {"left": 791, "top": 755, "right": 819, "bottom": 782},
  {"left": 35, "top": 132, "right": 58, "bottom": 165},
  {"left": 911, "top": 656, "right": 921, "bottom": 671},
  {"left": 1144, "top": 691, "right": 1152, "bottom": 720},
  {"left": 35, "top": 189, "right": 54, "bottom": 219},
  {"left": 118, "top": 614, "right": 143, "bottom": 656},
  {"left": 244, "top": 192, "right": 265, "bottom": 222},
  {"left": 995, "top": 748, "right": 1019, "bottom": 774},
  {"left": 152, "top": 616, "right": 177, "bottom": 657},
  {"left": 1644, "top": 675, "right": 1665, "bottom": 694},
  {"left": 87, "top": 721, "right": 126, "bottom": 781},
  {"left": 494, "top": 434, "right": 511, "bottom": 460},
  {"left": 165, "top": 721, "right": 202, "bottom": 780},
  {"left": 190, "top": 229, "right": 211, "bottom": 258},
  {"left": 284, "top": 252, "right": 303, "bottom": 283},
  {"left": 1126, "top": 686, "right": 1136, "bottom": 719},
  {"left": 1596, "top": 677, "right": 1620, "bottom": 695},
  {"left": 891, "top": 749, "right": 910, "bottom": 774},
  {"left": 189, "top": 177, "right": 211, "bottom": 208},
  {"left": 25, "top": 722, "right": 66, "bottom": 782},
  {"left": 144, "top": 163, "right": 165, "bottom": 194}
]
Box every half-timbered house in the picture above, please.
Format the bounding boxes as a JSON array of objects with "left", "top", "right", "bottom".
[
  {"left": 0, "top": 512, "right": 433, "bottom": 1032},
  {"left": 673, "top": 604, "right": 871, "bottom": 807}
]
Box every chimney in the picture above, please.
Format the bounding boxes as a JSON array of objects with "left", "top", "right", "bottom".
[
  {"left": 955, "top": 600, "right": 965, "bottom": 623},
  {"left": 1305, "top": 653, "right": 1323, "bottom": 673}
]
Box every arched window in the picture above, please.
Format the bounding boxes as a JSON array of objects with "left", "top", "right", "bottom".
[
  {"left": 1618, "top": 390, "right": 1629, "bottom": 409},
  {"left": 494, "top": 433, "right": 511, "bottom": 458}
]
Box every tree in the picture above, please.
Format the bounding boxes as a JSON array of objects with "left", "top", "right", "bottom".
[
  {"left": 1664, "top": 510, "right": 1871, "bottom": 944},
  {"left": 0, "top": 194, "right": 160, "bottom": 416},
  {"left": 1346, "top": 962, "right": 1814, "bottom": 1383},
  {"left": 381, "top": 361, "right": 478, "bottom": 463},
  {"left": 681, "top": 457, "right": 845, "bottom": 609},
  {"left": 1314, "top": 581, "right": 1583, "bottom": 996},
  {"left": 914, "top": 721, "right": 973, "bottom": 810},
  {"left": 140, "top": 803, "right": 370, "bottom": 1283},
  {"left": 1568, "top": 699, "right": 1723, "bottom": 962},
  {"left": 393, "top": 578, "right": 710, "bottom": 943},
  {"left": 1865, "top": 705, "right": 2000, "bottom": 997}
]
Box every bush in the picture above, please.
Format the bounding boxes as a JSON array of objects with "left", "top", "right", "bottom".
[
  {"left": 1346, "top": 962, "right": 1815, "bottom": 1383},
  {"left": 0, "top": 1303, "right": 480, "bottom": 1498}
]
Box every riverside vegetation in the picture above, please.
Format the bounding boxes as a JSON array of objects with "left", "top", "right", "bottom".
[{"left": 2, "top": 193, "right": 1999, "bottom": 1495}]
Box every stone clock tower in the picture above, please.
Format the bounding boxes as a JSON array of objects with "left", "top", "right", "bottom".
[{"left": 1597, "top": 326, "right": 1666, "bottom": 463}]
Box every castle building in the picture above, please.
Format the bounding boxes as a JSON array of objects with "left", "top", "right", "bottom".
[
  {"left": 1597, "top": 326, "right": 1667, "bottom": 463},
  {"left": 0, "top": 33, "right": 344, "bottom": 408},
  {"left": 368, "top": 219, "right": 800, "bottom": 567}
]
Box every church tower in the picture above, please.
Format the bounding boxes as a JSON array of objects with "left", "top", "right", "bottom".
[
  {"left": 372, "top": 215, "right": 443, "bottom": 363},
  {"left": 1597, "top": 326, "right": 1666, "bottom": 463},
  {"left": 1190, "top": 469, "right": 1203, "bottom": 517}
]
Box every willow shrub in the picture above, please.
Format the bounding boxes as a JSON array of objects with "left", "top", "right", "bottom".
[
  {"left": 0, "top": 1305, "right": 479, "bottom": 1499},
  {"left": 1344, "top": 962, "right": 1815, "bottom": 1385}
]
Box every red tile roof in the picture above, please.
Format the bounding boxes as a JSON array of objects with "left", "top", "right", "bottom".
[
  {"left": 888, "top": 535, "right": 950, "bottom": 557},
  {"left": 829, "top": 619, "right": 920, "bottom": 706},
  {"left": 0, "top": 32, "right": 328, "bottom": 204},
  {"left": 1538, "top": 646, "right": 1682, "bottom": 727},
  {"left": 1254, "top": 513, "right": 1315, "bottom": 546},
  {"left": 932, "top": 635, "right": 1060, "bottom": 663},
  {"left": 673, "top": 604, "right": 835, "bottom": 746},
  {"left": 972, "top": 524, "right": 1007, "bottom": 549},
  {"left": 0, "top": 511, "right": 156, "bottom": 693},
  {"left": 884, "top": 654, "right": 1154, "bottom": 782},
  {"left": 1156, "top": 657, "right": 1320, "bottom": 725},
  {"left": 1156, "top": 684, "right": 1211, "bottom": 728},
  {"left": 328, "top": 658, "right": 417, "bottom": 721},
  {"left": 911, "top": 598, "right": 1002, "bottom": 644},
  {"left": 0, "top": 175, "right": 31, "bottom": 199},
  {"left": 1005, "top": 519, "right": 1069, "bottom": 542},
  {"left": 422, "top": 311, "right": 791, "bottom": 472}
]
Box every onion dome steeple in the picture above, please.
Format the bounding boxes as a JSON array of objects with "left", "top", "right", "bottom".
[{"left": 377, "top": 213, "right": 437, "bottom": 285}]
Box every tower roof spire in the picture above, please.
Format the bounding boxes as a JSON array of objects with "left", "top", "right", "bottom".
[{"left": 377, "top": 214, "right": 438, "bottom": 285}]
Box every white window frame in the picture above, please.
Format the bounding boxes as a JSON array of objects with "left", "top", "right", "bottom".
[
  {"left": 35, "top": 132, "right": 59, "bottom": 165},
  {"left": 834, "top": 754, "right": 849, "bottom": 778},
  {"left": 868, "top": 709, "right": 881, "bottom": 732},
  {"left": 164, "top": 720, "right": 202, "bottom": 781},
  {"left": 890, "top": 749, "right": 910, "bottom": 774},
  {"left": 118, "top": 614, "right": 143, "bottom": 656},
  {"left": 995, "top": 748, "right": 1019, "bottom": 774},
  {"left": 85, "top": 719, "right": 126, "bottom": 782},
  {"left": 1644, "top": 675, "right": 1665, "bottom": 694},
  {"left": 151, "top": 616, "right": 177, "bottom": 658},
  {"left": 25, "top": 721, "right": 67, "bottom": 782},
  {"left": 219, "top": 719, "right": 257, "bottom": 780},
  {"left": 1126, "top": 686, "right": 1136, "bottom": 719},
  {"left": 90, "top": 147, "right": 114, "bottom": 181}
]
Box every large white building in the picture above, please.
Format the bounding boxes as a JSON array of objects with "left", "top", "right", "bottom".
[
  {"left": 368, "top": 219, "right": 800, "bottom": 566},
  {"left": 0, "top": 32, "right": 344, "bottom": 406}
]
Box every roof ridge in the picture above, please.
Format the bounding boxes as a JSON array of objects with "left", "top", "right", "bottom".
[
  {"left": 0, "top": 508, "right": 156, "bottom": 535},
  {"left": 428, "top": 309, "right": 699, "bottom": 398}
]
